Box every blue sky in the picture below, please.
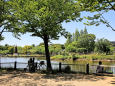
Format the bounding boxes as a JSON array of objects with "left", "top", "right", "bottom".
[{"left": 0, "top": 11, "right": 115, "bottom": 47}]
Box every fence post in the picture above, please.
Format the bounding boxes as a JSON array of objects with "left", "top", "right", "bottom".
[
  {"left": 0, "top": 57, "right": 1, "bottom": 69},
  {"left": 59, "top": 62, "right": 62, "bottom": 72},
  {"left": 14, "top": 61, "right": 17, "bottom": 70},
  {"left": 0, "top": 62, "right": 1, "bottom": 69},
  {"left": 35, "top": 62, "right": 37, "bottom": 70},
  {"left": 86, "top": 63, "right": 89, "bottom": 74}
]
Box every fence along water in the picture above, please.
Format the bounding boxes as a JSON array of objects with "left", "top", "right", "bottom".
[{"left": 0, "top": 61, "right": 115, "bottom": 74}]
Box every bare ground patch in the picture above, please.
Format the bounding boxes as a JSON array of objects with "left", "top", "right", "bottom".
[{"left": 0, "top": 71, "right": 115, "bottom": 86}]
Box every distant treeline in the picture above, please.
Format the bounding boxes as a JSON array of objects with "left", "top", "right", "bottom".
[
  {"left": 0, "top": 28, "right": 115, "bottom": 56},
  {"left": 64, "top": 28, "right": 115, "bottom": 55},
  {"left": 0, "top": 43, "right": 64, "bottom": 56}
]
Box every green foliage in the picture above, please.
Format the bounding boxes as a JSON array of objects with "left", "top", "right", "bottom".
[
  {"left": 65, "top": 33, "right": 72, "bottom": 47},
  {"left": 72, "top": 33, "right": 75, "bottom": 41},
  {"left": 95, "top": 38, "right": 111, "bottom": 54},
  {"left": 77, "top": 34, "right": 96, "bottom": 53},
  {"left": 49, "top": 44, "right": 63, "bottom": 56},
  {"left": 74, "top": 29, "right": 80, "bottom": 41},
  {"left": 8, "top": 46, "right": 14, "bottom": 54},
  {"left": 77, "top": 0, "right": 115, "bottom": 12},
  {"left": 23, "top": 45, "right": 32, "bottom": 54},
  {"left": 0, "top": 0, "right": 24, "bottom": 40},
  {"left": 0, "top": 44, "right": 45, "bottom": 55},
  {"left": 9, "top": 0, "right": 83, "bottom": 71},
  {"left": 0, "top": 36, "right": 4, "bottom": 41},
  {"left": 29, "top": 45, "right": 45, "bottom": 54},
  {"left": 0, "top": 44, "right": 64, "bottom": 55},
  {"left": 65, "top": 41, "right": 77, "bottom": 52},
  {"left": 51, "top": 54, "right": 71, "bottom": 59},
  {"left": 80, "top": 29, "right": 84, "bottom": 36},
  {"left": 84, "top": 27, "right": 88, "bottom": 34},
  {"left": 52, "top": 53, "right": 115, "bottom": 60},
  {"left": 76, "top": 48, "right": 87, "bottom": 53},
  {"left": 77, "top": 0, "right": 115, "bottom": 31},
  {"left": 0, "top": 45, "right": 12, "bottom": 54},
  {"left": 9, "top": 0, "right": 82, "bottom": 40},
  {"left": 51, "top": 55, "right": 64, "bottom": 59},
  {"left": 65, "top": 28, "right": 95, "bottom": 53},
  {"left": 17, "top": 46, "right": 23, "bottom": 54}
]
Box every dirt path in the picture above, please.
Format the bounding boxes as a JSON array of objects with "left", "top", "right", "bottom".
[{"left": 0, "top": 72, "right": 115, "bottom": 86}]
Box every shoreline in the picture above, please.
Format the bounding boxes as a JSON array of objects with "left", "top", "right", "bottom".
[
  {"left": 1, "top": 55, "right": 115, "bottom": 62},
  {"left": 51, "top": 58, "right": 115, "bottom": 62}
]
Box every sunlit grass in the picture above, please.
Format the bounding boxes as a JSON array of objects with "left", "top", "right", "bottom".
[{"left": 51, "top": 53, "right": 115, "bottom": 60}]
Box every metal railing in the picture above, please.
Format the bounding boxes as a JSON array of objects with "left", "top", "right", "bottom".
[
  {"left": 52, "top": 63, "right": 86, "bottom": 73},
  {"left": 0, "top": 62, "right": 115, "bottom": 74}
]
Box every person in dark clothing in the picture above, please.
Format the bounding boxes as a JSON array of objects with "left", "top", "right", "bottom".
[{"left": 96, "top": 61, "right": 104, "bottom": 73}]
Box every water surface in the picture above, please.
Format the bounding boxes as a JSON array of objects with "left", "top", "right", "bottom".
[{"left": 0, "top": 57, "right": 115, "bottom": 74}]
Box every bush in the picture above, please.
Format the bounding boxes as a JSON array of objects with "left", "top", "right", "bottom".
[
  {"left": 76, "top": 48, "right": 87, "bottom": 53},
  {"left": 51, "top": 55, "right": 64, "bottom": 59}
]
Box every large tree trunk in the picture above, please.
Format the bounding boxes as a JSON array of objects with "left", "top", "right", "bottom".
[{"left": 43, "top": 35, "right": 52, "bottom": 72}]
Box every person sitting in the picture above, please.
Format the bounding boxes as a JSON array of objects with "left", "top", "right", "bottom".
[{"left": 96, "top": 61, "right": 104, "bottom": 73}]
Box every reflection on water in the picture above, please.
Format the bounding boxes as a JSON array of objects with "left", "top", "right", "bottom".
[
  {"left": 63, "top": 60, "right": 115, "bottom": 74},
  {"left": 0, "top": 57, "right": 59, "bottom": 69},
  {"left": 0, "top": 57, "right": 115, "bottom": 74}
]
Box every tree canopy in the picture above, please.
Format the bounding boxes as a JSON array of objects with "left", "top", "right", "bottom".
[
  {"left": 95, "top": 38, "right": 111, "bottom": 54},
  {"left": 8, "top": 0, "right": 83, "bottom": 71},
  {"left": 65, "top": 28, "right": 96, "bottom": 53},
  {"left": 0, "top": 0, "right": 25, "bottom": 41}
]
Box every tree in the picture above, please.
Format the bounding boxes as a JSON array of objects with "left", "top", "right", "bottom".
[
  {"left": 0, "top": 0, "right": 7, "bottom": 40},
  {"left": 32, "top": 44, "right": 35, "bottom": 47},
  {"left": 84, "top": 27, "right": 88, "bottom": 34},
  {"left": 8, "top": 46, "right": 14, "bottom": 54},
  {"left": 72, "top": 33, "right": 75, "bottom": 41},
  {"left": 9, "top": 0, "right": 82, "bottom": 71},
  {"left": 14, "top": 45, "right": 18, "bottom": 53},
  {"left": 66, "top": 42, "right": 77, "bottom": 52},
  {"left": 29, "top": 45, "right": 45, "bottom": 55},
  {"left": 17, "top": 46, "right": 23, "bottom": 54},
  {"left": 80, "top": 29, "right": 84, "bottom": 36},
  {"left": 65, "top": 41, "right": 83, "bottom": 52},
  {"left": 0, "top": 0, "right": 24, "bottom": 41},
  {"left": 77, "top": 0, "right": 115, "bottom": 31},
  {"left": 74, "top": 29, "right": 80, "bottom": 41},
  {"left": 49, "top": 44, "right": 63, "bottom": 56},
  {"left": 77, "top": 34, "right": 96, "bottom": 53},
  {"left": 65, "top": 32, "right": 72, "bottom": 47},
  {"left": 95, "top": 38, "right": 111, "bottom": 54},
  {"left": 23, "top": 45, "right": 32, "bottom": 55}
]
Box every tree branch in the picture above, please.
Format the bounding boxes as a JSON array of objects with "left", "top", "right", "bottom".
[
  {"left": 101, "top": 14, "right": 115, "bottom": 31},
  {"left": 106, "top": 0, "right": 115, "bottom": 11},
  {"left": 0, "top": 28, "right": 5, "bottom": 36}
]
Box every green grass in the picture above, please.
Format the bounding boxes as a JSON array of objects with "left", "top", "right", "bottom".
[
  {"left": 51, "top": 55, "right": 68, "bottom": 59},
  {"left": 79, "top": 54, "right": 115, "bottom": 60},
  {"left": 51, "top": 53, "right": 115, "bottom": 60}
]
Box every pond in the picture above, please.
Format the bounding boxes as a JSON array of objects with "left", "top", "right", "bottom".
[
  {"left": 63, "top": 60, "right": 115, "bottom": 74},
  {"left": 0, "top": 57, "right": 115, "bottom": 74},
  {"left": 0, "top": 57, "right": 59, "bottom": 70}
]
